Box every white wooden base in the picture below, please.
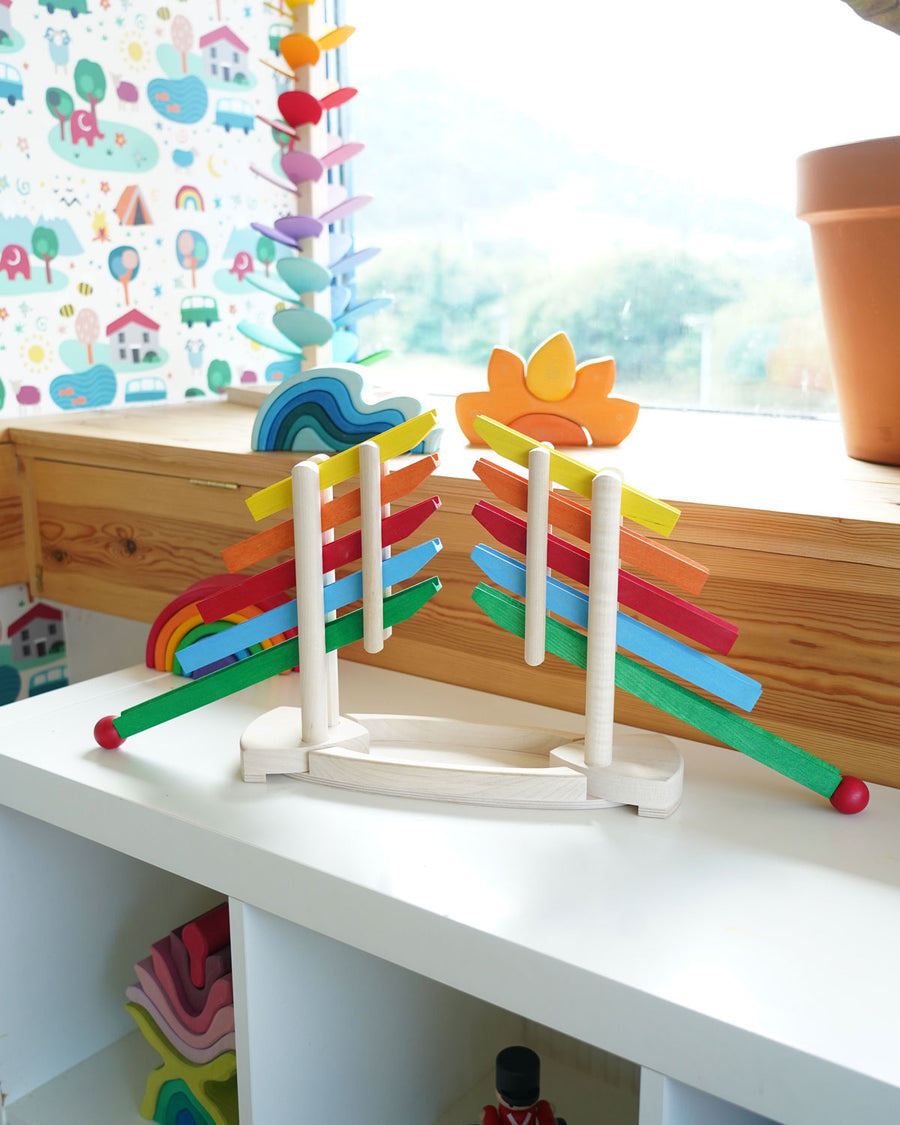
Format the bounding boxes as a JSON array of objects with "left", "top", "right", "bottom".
[
  {"left": 240, "top": 710, "right": 682, "bottom": 814},
  {"left": 551, "top": 731, "right": 684, "bottom": 818},
  {"left": 240, "top": 710, "right": 370, "bottom": 782}
]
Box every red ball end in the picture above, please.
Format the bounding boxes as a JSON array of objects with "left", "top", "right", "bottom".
[
  {"left": 829, "top": 776, "right": 869, "bottom": 814},
  {"left": 94, "top": 715, "right": 125, "bottom": 750}
]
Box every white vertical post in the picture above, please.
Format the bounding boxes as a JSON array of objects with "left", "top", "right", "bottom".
[
  {"left": 524, "top": 445, "right": 551, "bottom": 666},
  {"left": 359, "top": 441, "right": 385, "bottom": 654},
  {"left": 293, "top": 460, "right": 328, "bottom": 744},
  {"left": 584, "top": 468, "right": 622, "bottom": 770},
  {"left": 311, "top": 453, "right": 340, "bottom": 726}
]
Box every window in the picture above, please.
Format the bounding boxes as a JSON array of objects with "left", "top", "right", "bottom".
[
  {"left": 211, "top": 46, "right": 217, "bottom": 58},
  {"left": 118, "top": 332, "right": 125, "bottom": 343},
  {"left": 21, "top": 628, "right": 29, "bottom": 640},
  {"left": 211, "top": 64, "right": 218, "bottom": 75},
  {"left": 143, "top": 332, "right": 150, "bottom": 343},
  {"left": 232, "top": 51, "right": 239, "bottom": 62},
  {"left": 22, "top": 644, "right": 30, "bottom": 657},
  {"left": 48, "top": 623, "right": 57, "bottom": 635},
  {"left": 345, "top": 0, "right": 900, "bottom": 417},
  {"left": 119, "top": 348, "right": 127, "bottom": 359}
]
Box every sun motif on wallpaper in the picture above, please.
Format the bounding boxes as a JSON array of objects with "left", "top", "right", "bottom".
[
  {"left": 20, "top": 337, "right": 53, "bottom": 376},
  {"left": 455, "top": 332, "right": 640, "bottom": 447},
  {"left": 120, "top": 32, "right": 152, "bottom": 72}
]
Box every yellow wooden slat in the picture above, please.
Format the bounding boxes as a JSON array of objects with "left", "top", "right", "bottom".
[
  {"left": 472, "top": 415, "right": 680, "bottom": 536},
  {"left": 245, "top": 411, "right": 438, "bottom": 521}
]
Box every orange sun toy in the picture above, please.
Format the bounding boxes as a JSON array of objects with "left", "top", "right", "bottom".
[{"left": 455, "top": 332, "right": 639, "bottom": 447}]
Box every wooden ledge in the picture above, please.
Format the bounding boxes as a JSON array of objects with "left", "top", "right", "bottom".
[{"left": 5, "top": 398, "right": 900, "bottom": 527}]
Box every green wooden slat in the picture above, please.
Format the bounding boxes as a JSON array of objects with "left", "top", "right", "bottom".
[
  {"left": 323, "top": 576, "right": 440, "bottom": 651},
  {"left": 114, "top": 578, "right": 441, "bottom": 739}
]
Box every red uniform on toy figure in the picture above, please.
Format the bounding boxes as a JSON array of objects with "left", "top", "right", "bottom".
[{"left": 481, "top": 1046, "right": 566, "bottom": 1125}]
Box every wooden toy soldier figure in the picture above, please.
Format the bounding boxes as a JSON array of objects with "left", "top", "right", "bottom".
[{"left": 481, "top": 1046, "right": 566, "bottom": 1125}]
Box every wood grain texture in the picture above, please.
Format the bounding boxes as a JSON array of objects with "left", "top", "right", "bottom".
[
  {"left": 0, "top": 442, "right": 26, "bottom": 586},
  {"left": 7, "top": 402, "right": 900, "bottom": 788},
  {"left": 22, "top": 457, "right": 290, "bottom": 621}
]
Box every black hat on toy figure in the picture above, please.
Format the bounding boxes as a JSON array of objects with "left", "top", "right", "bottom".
[
  {"left": 480, "top": 1045, "right": 565, "bottom": 1125},
  {"left": 496, "top": 1046, "right": 541, "bottom": 1108}
]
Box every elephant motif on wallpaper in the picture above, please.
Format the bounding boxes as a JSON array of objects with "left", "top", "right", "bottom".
[
  {"left": 0, "top": 244, "right": 31, "bottom": 281},
  {"left": 69, "top": 108, "right": 104, "bottom": 146}
]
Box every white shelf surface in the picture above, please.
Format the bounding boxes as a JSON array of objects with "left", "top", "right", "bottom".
[
  {"left": 6, "top": 1032, "right": 155, "bottom": 1125},
  {"left": 2, "top": 662, "right": 900, "bottom": 1124}
]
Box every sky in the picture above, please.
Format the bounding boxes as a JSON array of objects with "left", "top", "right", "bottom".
[{"left": 349, "top": 0, "right": 900, "bottom": 210}]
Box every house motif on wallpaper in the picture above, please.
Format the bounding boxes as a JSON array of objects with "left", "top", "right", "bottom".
[
  {"left": 107, "top": 310, "right": 161, "bottom": 364},
  {"left": 8, "top": 604, "right": 65, "bottom": 662},
  {"left": 199, "top": 28, "right": 250, "bottom": 85}
]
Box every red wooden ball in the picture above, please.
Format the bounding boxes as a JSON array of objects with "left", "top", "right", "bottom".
[
  {"left": 94, "top": 715, "right": 125, "bottom": 750},
  {"left": 829, "top": 776, "right": 869, "bottom": 814}
]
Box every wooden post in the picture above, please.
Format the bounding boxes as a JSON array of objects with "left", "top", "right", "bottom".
[
  {"left": 524, "top": 445, "right": 550, "bottom": 666},
  {"left": 310, "top": 452, "right": 340, "bottom": 725},
  {"left": 293, "top": 459, "right": 328, "bottom": 743},
  {"left": 360, "top": 440, "right": 385, "bottom": 653},
  {"left": 584, "top": 468, "right": 622, "bottom": 770}
]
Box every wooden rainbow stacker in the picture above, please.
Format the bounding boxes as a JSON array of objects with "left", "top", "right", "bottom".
[{"left": 94, "top": 413, "right": 868, "bottom": 816}]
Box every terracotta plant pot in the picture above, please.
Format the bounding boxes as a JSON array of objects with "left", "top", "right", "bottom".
[{"left": 798, "top": 135, "right": 900, "bottom": 465}]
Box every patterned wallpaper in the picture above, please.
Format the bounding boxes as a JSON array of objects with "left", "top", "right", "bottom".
[
  {"left": 0, "top": 0, "right": 307, "bottom": 701},
  {"left": 0, "top": 0, "right": 296, "bottom": 416}
]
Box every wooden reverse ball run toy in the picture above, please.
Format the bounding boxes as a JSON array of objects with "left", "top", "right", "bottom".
[{"left": 94, "top": 413, "right": 869, "bottom": 817}]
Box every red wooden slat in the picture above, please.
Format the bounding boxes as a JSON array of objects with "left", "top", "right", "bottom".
[
  {"left": 199, "top": 497, "right": 441, "bottom": 622},
  {"left": 472, "top": 500, "right": 736, "bottom": 655}
]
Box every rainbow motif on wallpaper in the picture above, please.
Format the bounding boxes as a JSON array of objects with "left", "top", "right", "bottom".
[
  {"left": 175, "top": 186, "right": 205, "bottom": 212},
  {"left": 250, "top": 364, "right": 442, "bottom": 453},
  {"left": 146, "top": 577, "right": 293, "bottom": 678}
]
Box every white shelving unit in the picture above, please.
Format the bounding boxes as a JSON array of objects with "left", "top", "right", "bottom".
[
  {"left": 6, "top": 1034, "right": 156, "bottom": 1125},
  {"left": 1, "top": 662, "right": 899, "bottom": 1124}
]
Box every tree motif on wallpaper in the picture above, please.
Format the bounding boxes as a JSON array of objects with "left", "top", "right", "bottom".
[
  {"left": 45, "top": 87, "right": 75, "bottom": 140},
  {"left": 31, "top": 227, "right": 59, "bottom": 285},
  {"left": 176, "top": 230, "right": 209, "bottom": 289},
  {"left": 75, "top": 308, "right": 100, "bottom": 364},
  {"left": 109, "top": 245, "right": 140, "bottom": 305},
  {"left": 73, "top": 60, "right": 107, "bottom": 140},
  {"left": 256, "top": 235, "right": 276, "bottom": 277},
  {"left": 171, "top": 15, "right": 194, "bottom": 75}
]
